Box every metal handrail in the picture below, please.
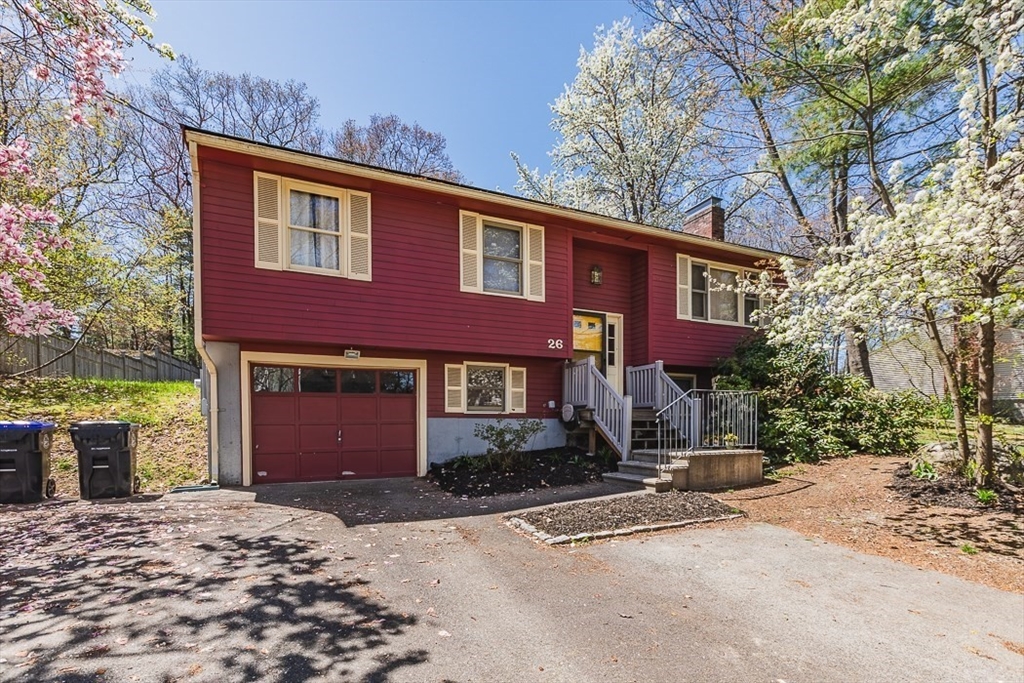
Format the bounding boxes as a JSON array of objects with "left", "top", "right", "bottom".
[{"left": 655, "top": 389, "right": 759, "bottom": 479}]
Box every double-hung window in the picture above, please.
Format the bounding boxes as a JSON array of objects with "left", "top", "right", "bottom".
[
  {"left": 482, "top": 223, "right": 522, "bottom": 295},
  {"left": 253, "top": 172, "right": 371, "bottom": 280},
  {"left": 444, "top": 363, "right": 527, "bottom": 414},
  {"left": 677, "top": 254, "right": 761, "bottom": 327},
  {"left": 459, "top": 211, "right": 544, "bottom": 301}
]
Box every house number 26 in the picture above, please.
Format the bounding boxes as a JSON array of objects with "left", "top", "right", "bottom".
[{"left": 548, "top": 339, "right": 564, "bottom": 349}]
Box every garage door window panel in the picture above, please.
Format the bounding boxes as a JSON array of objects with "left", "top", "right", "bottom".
[
  {"left": 299, "top": 368, "right": 337, "bottom": 392},
  {"left": 381, "top": 370, "right": 415, "bottom": 394},
  {"left": 342, "top": 370, "right": 377, "bottom": 393},
  {"left": 253, "top": 366, "right": 294, "bottom": 392}
]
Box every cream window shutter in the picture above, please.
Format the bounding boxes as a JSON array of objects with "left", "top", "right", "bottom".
[
  {"left": 676, "top": 254, "right": 690, "bottom": 319},
  {"left": 254, "top": 172, "right": 282, "bottom": 270},
  {"left": 525, "top": 225, "right": 545, "bottom": 301},
  {"left": 445, "top": 364, "right": 465, "bottom": 413},
  {"left": 509, "top": 367, "right": 527, "bottom": 413},
  {"left": 459, "top": 211, "right": 482, "bottom": 292},
  {"left": 347, "top": 190, "right": 371, "bottom": 281}
]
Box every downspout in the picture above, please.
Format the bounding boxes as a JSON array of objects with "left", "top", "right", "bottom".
[{"left": 188, "top": 139, "right": 220, "bottom": 485}]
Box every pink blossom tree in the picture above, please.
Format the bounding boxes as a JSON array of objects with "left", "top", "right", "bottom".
[{"left": 0, "top": 0, "right": 172, "bottom": 336}]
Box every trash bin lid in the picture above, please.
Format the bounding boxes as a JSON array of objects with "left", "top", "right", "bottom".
[
  {"left": 0, "top": 421, "right": 54, "bottom": 430},
  {"left": 70, "top": 420, "right": 133, "bottom": 426}
]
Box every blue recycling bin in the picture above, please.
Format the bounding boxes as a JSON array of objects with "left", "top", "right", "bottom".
[{"left": 0, "top": 421, "right": 56, "bottom": 504}]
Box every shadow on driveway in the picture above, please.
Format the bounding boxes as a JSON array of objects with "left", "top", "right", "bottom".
[
  {"left": 1, "top": 506, "right": 427, "bottom": 682},
  {"left": 246, "top": 477, "right": 627, "bottom": 526}
]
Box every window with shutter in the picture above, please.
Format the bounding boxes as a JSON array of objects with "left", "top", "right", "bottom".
[
  {"left": 348, "top": 191, "right": 371, "bottom": 280},
  {"left": 509, "top": 367, "right": 527, "bottom": 413},
  {"left": 458, "top": 211, "right": 544, "bottom": 301},
  {"left": 254, "top": 173, "right": 282, "bottom": 270},
  {"left": 676, "top": 254, "right": 690, "bottom": 319},
  {"left": 446, "top": 363, "right": 527, "bottom": 415},
  {"left": 252, "top": 172, "right": 371, "bottom": 281},
  {"left": 444, "top": 364, "right": 464, "bottom": 413}
]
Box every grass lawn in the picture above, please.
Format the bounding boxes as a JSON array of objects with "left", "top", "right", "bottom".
[
  {"left": 0, "top": 377, "right": 207, "bottom": 496},
  {"left": 916, "top": 416, "right": 1024, "bottom": 445}
]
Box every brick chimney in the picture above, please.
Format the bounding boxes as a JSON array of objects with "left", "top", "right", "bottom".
[{"left": 682, "top": 196, "right": 725, "bottom": 241}]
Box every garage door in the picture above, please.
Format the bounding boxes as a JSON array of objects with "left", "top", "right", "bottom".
[{"left": 250, "top": 365, "right": 417, "bottom": 483}]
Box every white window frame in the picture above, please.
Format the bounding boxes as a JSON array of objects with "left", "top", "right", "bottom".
[
  {"left": 253, "top": 172, "right": 371, "bottom": 281},
  {"left": 668, "top": 373, "right": 697, "bottom": 392},
  {"left": 284, "top": 178, "right": 346, "bottom": 277},
  {"left": 459, "top": 210, "right": 544, "bottom": 302},
  {"left": 676, "top": 254, "right": 763, "bottom": 328},
  {"left": 444, "top": 362, "right": 527, "bottom": 415}
]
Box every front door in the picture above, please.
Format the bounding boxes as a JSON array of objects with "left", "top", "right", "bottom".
[{"left": 572, "top": 311, "right": 624, "bottom": 394}]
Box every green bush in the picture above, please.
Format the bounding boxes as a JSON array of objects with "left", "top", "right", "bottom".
[
  {"left": 473, "top": 418, "right": 546, "bottom": 471},
  {"left": 715, "top": 334, "right": 927, "bottom": 464}
]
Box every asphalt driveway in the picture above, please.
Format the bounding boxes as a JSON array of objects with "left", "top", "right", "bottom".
[{"left": 1, "top": 478, "right": 1021, "bottom": 682}]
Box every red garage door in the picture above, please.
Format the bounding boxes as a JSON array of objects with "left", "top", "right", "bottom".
[{"left": 251, "top": 365, "right": 417, "bottom": 483}]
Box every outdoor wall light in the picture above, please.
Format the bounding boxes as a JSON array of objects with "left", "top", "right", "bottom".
[{"left": 590, "top": 265, "right": 603, "bottom": 285}]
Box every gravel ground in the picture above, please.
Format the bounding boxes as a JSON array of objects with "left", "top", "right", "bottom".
[{"left": 509, "top": 490, "right": 738, "bottom": 537}]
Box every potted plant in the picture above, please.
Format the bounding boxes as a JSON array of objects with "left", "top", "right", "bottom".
[{"left": 724, "top": 433, "right": 739, "bottom": 449}]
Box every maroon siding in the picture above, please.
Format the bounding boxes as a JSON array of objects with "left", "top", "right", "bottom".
[
  {"left": 199, "top": 143, "right": 771, "bottom": 374},
  {"left": 647, "top": 248, "right": 756, "bottom": 366},
  {"left": 239, "top": 342, "right": 563, "bottom": 420},
  {"left": 630, "top": 252, "right": 649, "bottom": 368},
  {"left": 199, "top": 148, "right": 572, "bottom": 359}
]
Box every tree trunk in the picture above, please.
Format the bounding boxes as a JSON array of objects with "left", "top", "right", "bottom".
[
  {"left": 923, "top": 310, "right": 970, "bottom": 468},
  {"left": 845, "top": 328, "right": 875, "bottom": 386},
  {"left": 975, "top": 279, "right": 997, "bottom": 487}
]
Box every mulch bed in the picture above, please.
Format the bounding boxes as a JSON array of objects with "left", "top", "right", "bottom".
[
  {"left": 428, "top": 448, "right": 610, "bottom": 498},
  {"left": 509, "top": 490, "right": 739, "bottom": 539},
  {"left": 890, "top": 463, "right": 1021, "bottom": 513}
]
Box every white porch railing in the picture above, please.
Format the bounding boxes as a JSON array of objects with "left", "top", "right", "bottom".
[
  {"left": 563, "top": 357, "right": 632, "bottom": 460},
  {"left": 626, "top": 361, "right": 684, "bottom": 410},
  {"left": 655, "top": 389, "right": 759, "bottom": 477}
]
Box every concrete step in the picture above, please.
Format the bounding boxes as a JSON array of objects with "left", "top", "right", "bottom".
[
  {"left": 616, "top": 460, "right": 661, "bottom": 477},
  {"left": 601, "top": 471, "right": 671, "bottom": 493},
  {"left": 631, "top": 449, "right": 691, "bottom": 463}
]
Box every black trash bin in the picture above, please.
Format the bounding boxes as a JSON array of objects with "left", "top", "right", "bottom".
[
  {"left": 69, "top": 421, "right": 140, "bottom": 500},
  {"left": 0, "top": 421, "right": 56, "bottom": 504}
]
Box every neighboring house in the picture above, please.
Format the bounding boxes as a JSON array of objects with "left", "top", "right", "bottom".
[
  {"left": 872, "top": 327, "right": 1024, "bottom": 421},
  {"left": 186, "top": 128, "right": 786, "bottom": 486}
]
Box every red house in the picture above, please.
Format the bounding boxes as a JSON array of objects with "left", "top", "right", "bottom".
[{"left": 186, "top": 128, "right": 778, "bottom": 488}]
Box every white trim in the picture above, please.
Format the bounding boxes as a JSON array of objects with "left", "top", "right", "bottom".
[
  {"left": 253, "top": 172, "right": 372, "bottom": 281},
  {"left": 679, "top": 255, "right": 762, "bottom": 328},
  {"left": 465, "top": 361, "right": 511, "bottom": 414},
  {"left": 460, "top": 211, "right": 545, "bottom": 302},
  {"left": 188, "top": 141, "right": 220, "bottom": 483},
  {"left": 668, "top": 372, "right": 697, "bottom": 391},
  {"left": 239, "top": 352, "right": 428, "bottom": 485},
  {"left": 184, "top": 130, "right": 795, "bottom": 264}
]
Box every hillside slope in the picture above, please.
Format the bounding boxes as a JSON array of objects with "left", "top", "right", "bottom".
[{"left": 0, "top": 378, "right": 207, "bottom": 498}]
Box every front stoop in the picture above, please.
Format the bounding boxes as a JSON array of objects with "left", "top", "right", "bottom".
[{"left": 603, "top": 449, "right": 764, "bottom": 493}]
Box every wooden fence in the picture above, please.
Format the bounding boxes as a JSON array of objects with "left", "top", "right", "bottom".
[{"left": 1, "top": 335, "right": 200, "bottom": 382}]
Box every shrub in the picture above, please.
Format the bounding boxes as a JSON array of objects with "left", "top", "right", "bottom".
[
  {"left": 473, "top": 418, "right": 545, "bottom": 471},
  {"left": 715, "top": 335, "right": 927, "bottom": 464}
]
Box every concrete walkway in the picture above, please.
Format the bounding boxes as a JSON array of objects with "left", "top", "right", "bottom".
[{"left": 1, "top": 479, "right": 1021, "bottom": 682}]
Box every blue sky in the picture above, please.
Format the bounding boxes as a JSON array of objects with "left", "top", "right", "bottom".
[{"left": 124, "top": 0, "right": 637, "bottom": 191}]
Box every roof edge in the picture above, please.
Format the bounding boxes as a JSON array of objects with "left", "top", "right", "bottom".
[{"left": 183, "top": 126, "right": 803, "bottom": 263}]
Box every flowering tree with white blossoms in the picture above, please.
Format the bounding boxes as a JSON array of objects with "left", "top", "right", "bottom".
[
  {"left": 0, "top": 0, "right": 171, "bottom": 336},
  {"left": 756, "top": 0, "right": 1023, "bottom": 484},
  {"left": 513, "top": 19, "right": 716, "bottom": 229}
]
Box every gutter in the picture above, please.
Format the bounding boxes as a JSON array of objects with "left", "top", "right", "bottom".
[{"left": 187, "top": 140, "right": 220, "bottom": 487}]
